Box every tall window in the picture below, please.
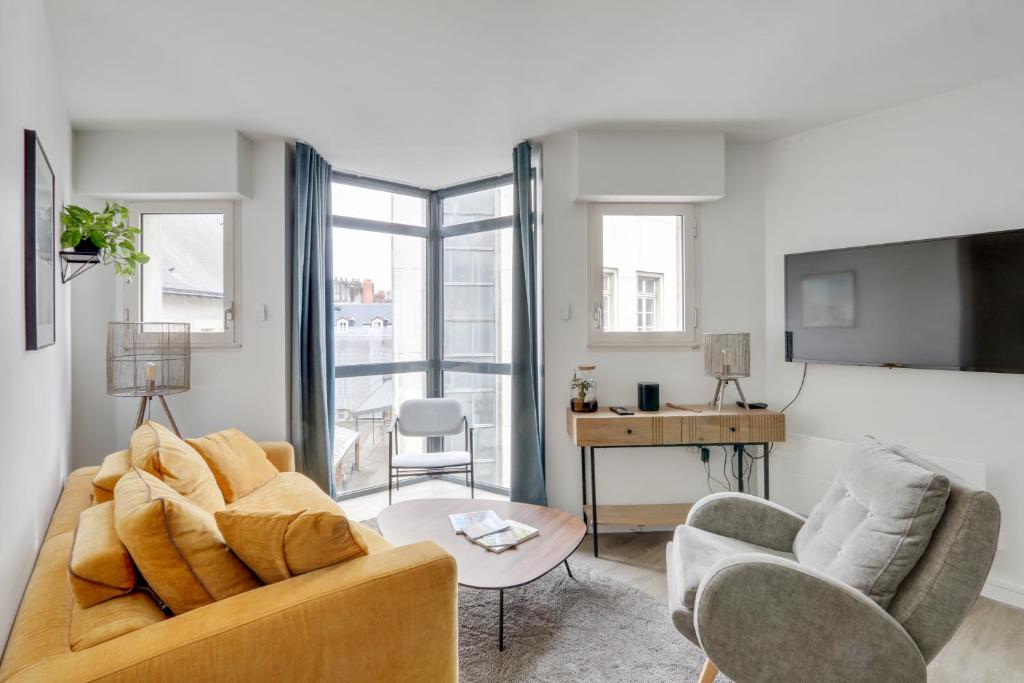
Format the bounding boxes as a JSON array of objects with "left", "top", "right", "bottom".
[
  {"left": 588, "top": 203, "right": 697, "bottom": 346},
  {"left": 332, "top": 173, "right": 513, "bottom": 497},
  {"left": 636, "top": 273, "right": 660, "bottom": 331},
  {"left": 127, "top": 201, "right": 238, "bottom": 347}
]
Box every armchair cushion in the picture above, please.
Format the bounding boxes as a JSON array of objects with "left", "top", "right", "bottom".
[
  {"left": 671, "top": 525, "right": 794, "bottom": 610},
  {"left": 186, "top": 428, "right": 280, "bottom": 502},
  {"left": 391, "top": 450, "right": 470, "bottom": 469},
  {"left": 793, "top": 437, "right": 950, "bottom": 608}
]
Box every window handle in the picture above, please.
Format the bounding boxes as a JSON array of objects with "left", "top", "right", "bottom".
[
  {"left": 225, "top": 301, "right": 235, "bottom": 326},
  {"left": 593, "top": 303, "right": 603, "bottom": 331}
]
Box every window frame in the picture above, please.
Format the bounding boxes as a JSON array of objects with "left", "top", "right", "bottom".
[
  {"left": 587, "top": 202, "right": 697, "bottom": 347},
  {"left": 125, "top": 200, "right": 240, "bottom": 348},
  {"left": 331, "top": 170, "right": 516, "bottom": 499}
]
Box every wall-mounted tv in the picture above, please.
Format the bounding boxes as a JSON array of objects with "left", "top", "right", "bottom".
[{"left": 784, "top": 228, "right": 1024, "bottom": 374}]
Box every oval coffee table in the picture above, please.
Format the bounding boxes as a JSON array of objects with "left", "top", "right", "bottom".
[{"left": 377, "top": 498, "right": 586, "bottom": 651}]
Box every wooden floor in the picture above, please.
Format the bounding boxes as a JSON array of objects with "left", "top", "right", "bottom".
[{"left": 571, "top": 531, "right": 1024, "bottom": 683}]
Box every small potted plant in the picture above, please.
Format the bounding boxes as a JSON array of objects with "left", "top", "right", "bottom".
[
  {"left": 570, "top": 365, "right": 599, "bottom": 412},
  {"left": 60, "top": 202, "right": 149, "bottom": 277}
]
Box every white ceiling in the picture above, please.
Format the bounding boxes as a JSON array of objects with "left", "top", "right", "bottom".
[{"left": 44, "top": 0, "right": 1024, "bottom": 188}]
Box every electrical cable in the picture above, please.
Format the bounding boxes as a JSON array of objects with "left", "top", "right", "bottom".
[{"left": 767, "top": 363, "right": 810, "bottom": 457}]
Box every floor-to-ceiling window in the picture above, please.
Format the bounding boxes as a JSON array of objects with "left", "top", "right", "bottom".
[{"left": 332, "top": 172, "right": 512, "bottom": 498}]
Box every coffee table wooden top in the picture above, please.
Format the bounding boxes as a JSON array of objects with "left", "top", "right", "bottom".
[{"left": 377, "top": 499, "right": 586, "bottom": 590}]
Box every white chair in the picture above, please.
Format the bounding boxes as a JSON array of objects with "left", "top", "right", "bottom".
[{"left": 388, "top": 398, "right": 475, "bottom": 504}]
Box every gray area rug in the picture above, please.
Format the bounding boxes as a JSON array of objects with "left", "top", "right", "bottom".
[{"left": 361, "top": 519, "right": 726, "bottom": 682}]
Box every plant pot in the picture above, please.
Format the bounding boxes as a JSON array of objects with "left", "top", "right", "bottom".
[
  {"left": 73, "top": 237, "right": 101, "bottom": 254},
  {"left": 570, "top": 399, "right": 599, "bottom": 413}
]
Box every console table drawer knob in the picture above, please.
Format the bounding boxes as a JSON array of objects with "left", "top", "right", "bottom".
[{"left": 626, "top": 429, "right": 633, "bottom": 434}]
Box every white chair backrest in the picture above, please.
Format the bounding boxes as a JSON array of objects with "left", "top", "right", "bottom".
[{"left": 397, "top": 398, "right": 465, "bottom": 437}]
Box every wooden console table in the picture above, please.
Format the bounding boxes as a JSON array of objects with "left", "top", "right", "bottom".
[{"left": 566, "top": 404, "right": 785, "bottom": 557}]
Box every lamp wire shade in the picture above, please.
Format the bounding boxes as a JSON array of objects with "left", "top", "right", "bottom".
[
  {"left": 704, "top": 333, "right": 751, "bottom": 379},
  {"left": 107, "top": 322, "right": 191, "bottom": 397}
]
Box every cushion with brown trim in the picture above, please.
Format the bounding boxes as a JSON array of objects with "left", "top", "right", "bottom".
[
  {"left": 215, "top": 508, "right": 368, "bottom": 584},
  {"left": 129, "top": 420, "right": 225, "bottom": 513},
  {"left": 68, "top": 501, "right": 137, "bottom": 607},
  {"left": 186, "top": 428, "right": 279, "bottom": 503},
  {"left": 114, "top": 467, "right": 260, "bottom": 614},
  {"left": 92, "top": 450, "right": 131, "bottom": 504}
]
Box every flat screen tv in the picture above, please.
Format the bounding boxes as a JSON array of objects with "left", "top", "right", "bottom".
[{"left": 784, "top": 228, "right": 1024, "bottom": 374}]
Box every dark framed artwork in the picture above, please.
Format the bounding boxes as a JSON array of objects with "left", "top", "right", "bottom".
[{"left": 24, "top": 129, "right": 56, "bottom": 350}]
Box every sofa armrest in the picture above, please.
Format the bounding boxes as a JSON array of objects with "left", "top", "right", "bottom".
[
  {"left": 686, "top": 492, "right": 805, "bottom": 551},
  {"left": 9, "top": 542, "right": 457, "bottom": 683},
  {"left": 259, "top": 441, "right": 295, "bottom": 473},
  {"left": 695, "top": 554, "right": 926, "bottom": 683}
]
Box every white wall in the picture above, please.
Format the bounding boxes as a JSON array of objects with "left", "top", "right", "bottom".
[
  {"left": 764, "top": 71, "right": 1024, "bottom": 606},
  {"left": 74, "top": 130, "right": 253, "bottom": 199},
  {"left": 0, "top": 0, "right": 72, "bottom": 651},
  {"left": 543, "top": 132, "right": 766, "bottom": 518},
  {"left": 69, "top": 137, "right": 291, "bottom": 468}
]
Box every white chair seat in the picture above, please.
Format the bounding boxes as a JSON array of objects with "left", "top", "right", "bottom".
[{"left": 392, "top": 450, "right": 471, "bottom": 469}]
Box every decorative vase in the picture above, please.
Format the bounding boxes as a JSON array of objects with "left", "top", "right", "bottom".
[{"left": 570, "top": 364, "right": 599, "bottom": 412}]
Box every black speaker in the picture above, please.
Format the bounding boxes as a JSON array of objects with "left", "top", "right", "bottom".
[{"left": 637, "top": 382, "right": 660, "bottom": 411}]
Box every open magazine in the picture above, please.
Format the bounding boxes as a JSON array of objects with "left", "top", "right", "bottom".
[{"left": 449, "top": 510, "right": 540, "bottom": 553}]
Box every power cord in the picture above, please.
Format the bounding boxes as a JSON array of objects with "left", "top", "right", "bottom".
[{"left": 766, "top": 362, "right": 810, "bottom": 458}]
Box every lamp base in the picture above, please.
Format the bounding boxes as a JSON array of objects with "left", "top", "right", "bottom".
[
  {"left": 709, "top": 378, "right": 748, "bottom": 411},
  {"left": 133, "top": 395, "right": 183, "bottom": 437}
]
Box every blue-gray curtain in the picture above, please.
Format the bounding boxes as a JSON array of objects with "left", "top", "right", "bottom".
[
  {"left": 511, "top": 141, "right": 546, "bottom": 505},
  {"left": 291, "top": 142, "right": 335, "bottom": 495}
]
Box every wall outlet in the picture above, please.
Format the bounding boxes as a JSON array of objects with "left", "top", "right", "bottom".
[{"left": 700, "top": 447, "right": 710, "bottom": 463}]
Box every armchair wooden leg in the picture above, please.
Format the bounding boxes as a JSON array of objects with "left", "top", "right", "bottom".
[{"left": 698, "top": 659, "right": 718, "bottom": 683}]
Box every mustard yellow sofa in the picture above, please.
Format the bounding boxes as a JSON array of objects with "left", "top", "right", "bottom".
[{"left": 0, "top": 443, "right": 458, "bottom": 682}]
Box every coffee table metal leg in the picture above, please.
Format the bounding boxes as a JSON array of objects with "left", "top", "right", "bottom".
[
  {"left": 564, "top": 559, "right": 574, "bottom": 579},
  {"left": 498, "top": 589, "right": 505, "bottom": 652}
]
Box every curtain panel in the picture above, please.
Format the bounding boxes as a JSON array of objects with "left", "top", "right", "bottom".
[
  {"left": 511, "top": 141, "right": 546, "bottom": 505},
  {"left": 290, "top": 142, "right": 335, "bottom": 495}
]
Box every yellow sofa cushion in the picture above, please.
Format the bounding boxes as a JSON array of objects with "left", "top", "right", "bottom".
[
  {"left": 92, "top": 449, "right": 130, "bottom": 504},
  {"left": 227, "top": 471, "right": 341, "bottom": 514},
  {"left": 186, "top": 428, "right": 279, "bottom": 503},
  {"left": 215, "top": 508, "right": 368, "bottom": 584},
  {"left": 68, "top": 501, "right": 136, "bottom": 607},
  {"left": 114, "top": 467, "right": 260, "bottom": 614},
  {"left": 130, "top": 420, "right": 225, "bottom": 513},
  {"left": 70, "top": 591, "right": 167, "bottom": 652}
]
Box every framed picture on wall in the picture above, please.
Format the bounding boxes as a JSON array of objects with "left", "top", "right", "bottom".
[{"left": 24, "top": 129, "right": 56, "bottom": 350}]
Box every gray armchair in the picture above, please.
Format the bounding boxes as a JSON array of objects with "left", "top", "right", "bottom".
[{"left": 667, "top": 437, "right": 1000, "bottom": 683}]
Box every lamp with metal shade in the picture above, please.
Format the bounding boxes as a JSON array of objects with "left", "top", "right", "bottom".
[
  {"left": 107, "top": 322, "right": 190, "bottom": 436},
  {"left": 704, "top": 332, "right": 751, "bottom": 411}
]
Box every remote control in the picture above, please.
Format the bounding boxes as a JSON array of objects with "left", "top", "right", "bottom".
[
  {"left": 737, "top": 401, "right": 768, "bottom": 410},
  {"left": 610, "top": 406, "right": 634, "bottom": 415}
]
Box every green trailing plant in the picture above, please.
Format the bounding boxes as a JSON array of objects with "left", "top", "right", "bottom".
[
  {"left": 60, "top": 202, "right": 149, "bottom": 278},
  {"left": 571, "top": 372, "right": 594, "bottom": 403}
]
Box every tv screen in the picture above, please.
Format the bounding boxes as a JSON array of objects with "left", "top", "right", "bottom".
[{"left": 784, "top": 229, "right": 1024, "bottom": 373}]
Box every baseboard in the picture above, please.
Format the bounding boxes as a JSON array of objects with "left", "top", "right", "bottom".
[{"left": 981, "top": 577, "right": 1024, "bottom": 609}]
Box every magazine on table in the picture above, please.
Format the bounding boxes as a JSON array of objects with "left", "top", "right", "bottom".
[
  {"left": 468, "top": 520, "right": 540, "bottom": 553},
  {"left": 449, "top": 510, "right": 509, "bottom": 539}
]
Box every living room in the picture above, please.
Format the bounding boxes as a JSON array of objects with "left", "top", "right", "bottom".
[{"left": 2, "top": 1, "right": 1023, "bottom": 681}]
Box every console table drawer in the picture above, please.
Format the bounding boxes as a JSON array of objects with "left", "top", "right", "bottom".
[{"left": 574, "top": 416, "right": 654, "bottom": 446}]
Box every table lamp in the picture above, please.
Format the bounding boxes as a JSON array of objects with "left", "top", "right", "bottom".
[
  {"left": 704, "top": 332, "right": 750, "bottom": 410},
  {"left": 107, "top": 322, "right": 190, "bottom": 436}
]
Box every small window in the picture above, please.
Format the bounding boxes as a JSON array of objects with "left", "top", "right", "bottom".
[
  {"left": 588, "top": 203, "right": 697, "bottom": 347},
  {"left": 126, "top": 201, "right": 238, "bottom": 347}
]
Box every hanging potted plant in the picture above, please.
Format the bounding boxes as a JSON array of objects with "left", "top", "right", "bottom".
[{"left": 60, "top": 202, "right": 149, "bottom": 277}]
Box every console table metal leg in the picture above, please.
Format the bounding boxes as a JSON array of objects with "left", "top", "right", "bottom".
[
  {"left": 498, "top": 589, "right": 505, "bottom": 652},
  {"left": 580, "top": 446, "right": 588, "bottom": 525},
  {"left": 762, "top": 443, "right": 770, "bottom": 500},
  {"left": 735, "top": 445, "right": 744, "bottom": 493},
  {"left": 590, "top": 447, "right": 599, "bottom": 558}
]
